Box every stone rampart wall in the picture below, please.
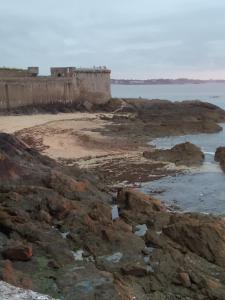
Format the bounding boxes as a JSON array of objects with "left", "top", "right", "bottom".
[{"left": 0, "top": 72, "right": 111, "bottom": 110}]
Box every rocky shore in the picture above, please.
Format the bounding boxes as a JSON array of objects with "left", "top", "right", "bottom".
[
  {"left": 0, "top": 133, "right": 225, "bottom": 299},
  {"left": 0, "top": 99, "right": 225, "bottom": 299},
  {"left": 6, "top": 99, "right": 225, "bottom": 187}
]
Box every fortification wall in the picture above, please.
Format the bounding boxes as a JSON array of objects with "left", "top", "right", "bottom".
[
  {"left": 0, "top": 67, "right": 39, "bottom": 78},
  {"left": 75, "top": 71, "right": 111, "bottom": 103},
  {"left": 0, "top": 70, "right": 30, "bottom": 78},
  {"left": 0, "top": 72, "right": 111, "bottom": 110}
]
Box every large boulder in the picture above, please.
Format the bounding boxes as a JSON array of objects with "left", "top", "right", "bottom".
[
  {"left": 117, "top": 188, "right": 166, "bottom": 213},
  {"left": 162, "top": 213, "right": 225, "bottom": 268},
  {"left": 215, "top": 146, "right": 225, "bottom": 172},
  {"left": 143, "top": 142, "right": 204, "bottom": 166}
]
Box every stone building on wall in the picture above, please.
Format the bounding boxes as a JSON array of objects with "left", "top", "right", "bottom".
[
  {"left": 50, "top": 67, "right": 76, "bottom": 77},
  {"left": 50, "top": 66, "right": 110, "bottom": 78},
  {"left": 0, "top": 66, "right": 111, "bottom": 111},
  {"left": 0, "top": 67, "right": 39, "bottom": 78}
]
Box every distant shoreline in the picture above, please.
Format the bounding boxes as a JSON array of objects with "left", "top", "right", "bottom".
[{"left": 111, "top": 79, "right": 225, "bottom": 85}]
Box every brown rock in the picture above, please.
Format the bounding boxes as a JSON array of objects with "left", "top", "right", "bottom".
[
  {"left": 47, "top": 195, "right": 77, "bottom": 219},
  {"left": 117, "top": 188, "right": 166, "bottom": 213},
  {"left": 143, "top": 142, "right": 204, "bottom": 166},
  {"left": 0, "top": 260, "right": 33, "bottom": 289},
  {"left": 0, "top": 209, "right": 14, "bottom": 236},
  {"left": 215, "top": 146, "right": 225, "bottom": 172},
  {"left": 0, "top": 260, "right": 17, "bottom": 286},
  {"left": 121, "top": 263, "right": 147, "bottom": 277},
  {"left": 0, "top": 152, "right": 22, "bottom": 181},
  {"left": 88, "top": 202, "right": 112, "bottom": 225},
  {"left": 2, "top": 243, "right": 32, "bottom": 261},
  {"left": 179, "top": 272, "right": 191, "bottom": 288},
  {"left": 163, "top": 214, "right": 225, "bottom": 268},
  {"left": 204, "top": 278, "right": 225, "bottom": 299},
  {"left": 38, "top": 210, "right": 52, "bottom": 224},
  {"left": 45, "top": 170, "right": 89, "bottom": 200},
  {"left": 215, "top": 146, "right": 225, "bottom": 162}
]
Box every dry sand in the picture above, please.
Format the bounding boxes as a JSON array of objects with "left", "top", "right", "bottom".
[
  {"left": 0, "top": 112, "right": 135, "bottom": 162},
  {"left": 0, "top": 113, "right": 100, "bottom": 134},
  {"left": 0, "top": 112, "right": 179, "bottom": 185}
]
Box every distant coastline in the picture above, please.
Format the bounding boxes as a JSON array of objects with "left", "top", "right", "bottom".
[{"left": 111, "top": 78, "right": 225, "bottom": 85}]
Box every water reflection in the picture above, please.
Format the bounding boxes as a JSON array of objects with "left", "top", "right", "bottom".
[{"left": 140, "top": 124, "right": 225, "bottom": 214}]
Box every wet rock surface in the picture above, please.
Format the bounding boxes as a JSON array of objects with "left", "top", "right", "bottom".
[
  {"left": 1, "top": 131, "right": 225, "bottom": 299},
  {"left": 143, "top": 142, "right": 205, "bottom": 166},
  {"left": 101, "top": 99, "right": 225, "bottom": 140},
  {"left": 215, "top": 146, "right": 225, "bottom": 172}
]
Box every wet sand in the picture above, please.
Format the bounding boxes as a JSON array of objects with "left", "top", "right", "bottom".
[{"left": 0, "top": 112, "right": 179, "bottom": 186}]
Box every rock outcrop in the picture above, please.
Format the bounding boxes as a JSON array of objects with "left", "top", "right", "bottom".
[
  {"left": 143, "top": 142, "right": 204, "bottom": 166},
  {"left": 117, "top": 189, "right": 225, "bottom": 300},
  {"left": 215, "top": 146, "right": 225, "bottom": 172},
  {"left": 1, "top": 133, "right": 225, "bottom": 299},
  {"left": 103, "top": 99, "right": 225, "bottom": 140}
]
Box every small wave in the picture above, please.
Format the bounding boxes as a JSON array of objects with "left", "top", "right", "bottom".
[{"left": 203, "top": 151, "right": 215, "bottom": 155}]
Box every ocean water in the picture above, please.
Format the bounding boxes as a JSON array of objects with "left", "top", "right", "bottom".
[
  {"left": 111, "top": 83, "right": 225, "bottom": 109},
  {"left": 140, "top": 125, "right": 225, "bottom": 214},
  {"left": 112, "top": 83, "right": 225, "bottom": 214}
]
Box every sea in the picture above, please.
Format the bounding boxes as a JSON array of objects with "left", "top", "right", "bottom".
[{"left": 112, "top": 83, "right": 225, "bottom": 214}]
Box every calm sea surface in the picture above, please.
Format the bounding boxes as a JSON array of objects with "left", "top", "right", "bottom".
[
  {"left": 111, "top": 83, "right": 225, "bottom": 109},
  {"left": 112, "top": 83, "right": 225, "bottom": 214}
]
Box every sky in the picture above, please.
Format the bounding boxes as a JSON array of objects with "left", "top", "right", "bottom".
[{"left": 1, "top": 0, "right": 225, "bottom": 79}]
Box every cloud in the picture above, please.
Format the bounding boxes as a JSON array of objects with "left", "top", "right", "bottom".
[{"left": 0, "top": 0, "right": 225, "bottom": 78}]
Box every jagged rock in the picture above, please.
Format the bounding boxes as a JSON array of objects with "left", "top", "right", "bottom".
[
  {"left": 116, "top": 188, "right": 167, "bottom": 226},
  {"left": 143, "top": 142, "right": 204, "bottom": 166},
  {"left": 1, "top": 132, "right": 225, "bottom": 299},
  {"left": 163, "top": 213, "right": 225, "bottom": 268},
  {"left": 45, "top": 170, "right": 89, "bottom": 200},
  {"left": 117, "top": 189, "right": 225, "bottom": 299},
  {"left": 117, "top": 188, "right": 166, "bottom": 213}
]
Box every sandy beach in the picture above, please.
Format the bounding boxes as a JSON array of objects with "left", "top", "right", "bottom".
[
  {"left": 0, "top": 111, "right": 178, "bottom": 186},
  {"left": 1, "top": 99, "right": 223, "bottom": 186},
  {"left": 12, "top": 113, "right": 134, "bottom": 158}
]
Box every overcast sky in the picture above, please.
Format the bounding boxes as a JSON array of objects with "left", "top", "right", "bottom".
[{"left": 1, "top": 0, "right": 225, "bottom": 79}]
